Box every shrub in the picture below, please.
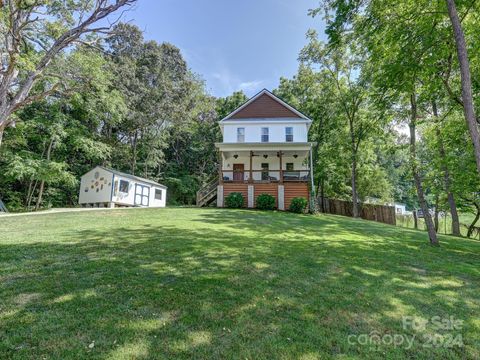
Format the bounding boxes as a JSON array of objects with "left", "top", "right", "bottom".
[
  {"left": 289, "top": 197, "right": 308, "bottom": 213},
  {"left": 256, "top": 193, "right": 276, "bottom": 210},
  {"left": 225, "top": 192, "right": 244, "bottom": 208}
]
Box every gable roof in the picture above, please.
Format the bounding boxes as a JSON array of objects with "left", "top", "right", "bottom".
[
  {"left": 97, "top": 166, "right": 167, "bottom": 188},
  {"left": 221, "top": 89, "right": 311, "bottom": 121}
]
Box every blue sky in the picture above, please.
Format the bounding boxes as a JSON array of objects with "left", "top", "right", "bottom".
[{"left": 126, "top": 0, "right": 326, "bottom": 98}]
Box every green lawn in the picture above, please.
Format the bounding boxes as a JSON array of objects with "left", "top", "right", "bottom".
[{"left": 1, "top": 208, "right": 479, "bottom": 359}]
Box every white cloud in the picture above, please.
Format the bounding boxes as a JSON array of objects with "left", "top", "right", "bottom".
[
  {"left": 239, "top": 80, "right": 264, "bottom": 92},
  {"left": 210, "top": 68, "right": 264, "bottom": 97}
]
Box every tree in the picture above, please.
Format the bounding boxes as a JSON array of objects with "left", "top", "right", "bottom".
[
  {"left": 444, "top": 0, "right": 480, "bottom": 175},
  {"left": 431, "top": 101, "right": 461, "bottom": 236},
  {"left": 308, "top": 0, "right": 443, "bottom": 244},
  {"left": 0, "top": 0, "right": 135, "bottom": 146},
  {"left": 0, "top": 45, "right": 125, "bottom": 210},
  {"left": 300, "top": 35, "right": 384, "bottom": 217},
  {"left": 409, "top": 93, "right": 438, "bottom": 245},
  {"left": 216, "top": 91, "right": 248, "bottom": 119}
]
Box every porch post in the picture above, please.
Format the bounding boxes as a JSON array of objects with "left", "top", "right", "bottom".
[
  {"left": 309, "top": 146, "right": 316, "bottom": 212},
  {"left": 218, "top": 150, "right": 223, "bottom": 184},
  {"left": 249, "top": 151, "right": 253, "bottom": 183},
  {"left": 217, "top": 150, "right": 224, "bottom": 208},
  {"left": 279, "top": 151, "right": 283, "bottom": 184}
]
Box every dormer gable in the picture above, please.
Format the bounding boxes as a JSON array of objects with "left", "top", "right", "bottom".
[{"left": 221, "top": 89, "right": 309, "bottom": 121}]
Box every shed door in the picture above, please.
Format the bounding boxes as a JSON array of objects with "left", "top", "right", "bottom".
[{"left": 134, "top": 184, "right": 150, "bottom": 206}]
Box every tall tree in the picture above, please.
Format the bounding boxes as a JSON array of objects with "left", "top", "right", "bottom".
[
  {"left": 300, "top": 36, "right": 382, "bottom": 217},
  {"left": 308, "top": 0, "right": 445, "bottom": 243},
  {"left": 0, "top": 0, "right": 135, "bottom": 146},
  {"left": 431, "top": 101, "right": 461, "bottom": 236},
  {"left": 444, "top": 0, "right": 480, "bottom": 175},
  {"left": 409, "top": 93, "right": 438, "bottom": 245}
]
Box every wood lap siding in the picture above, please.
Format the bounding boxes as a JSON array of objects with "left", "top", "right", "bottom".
[
  {"left": 284, "top": 183, "right": 309, "bottom": 210},
  {"left": 223, "top": 184, "right": 248, "bottom": 207},
  {"left": 230, "top": 94, "right": 301, "bottom": 119},
  {"left": 254, "top": 184, "right": 278, "bottom": 207}
]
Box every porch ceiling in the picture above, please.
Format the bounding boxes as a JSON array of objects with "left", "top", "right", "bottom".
[
  {"left": 221, "top": 149, "right": 309, "bottom": 160},
  {"left": 215, "top": 142, "right": 315, "bottom": 153}
]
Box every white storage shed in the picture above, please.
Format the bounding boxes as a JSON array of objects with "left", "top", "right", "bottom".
[{"left": 78, "top": 166, "right": 167, "bottom": 208}]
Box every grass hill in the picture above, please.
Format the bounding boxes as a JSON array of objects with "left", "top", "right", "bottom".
[{"left": 1, "top": 208, "right": 479, "bottom": 359}]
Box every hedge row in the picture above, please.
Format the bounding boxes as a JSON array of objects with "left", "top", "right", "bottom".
[{"left": 224, "top": 192, "right": 307, "bottom": 213}]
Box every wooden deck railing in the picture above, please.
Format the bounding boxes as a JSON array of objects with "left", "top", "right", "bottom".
[
  {"left": 196, "top": 177, "right": 218, "bottom": 207},
  {"left": 220, "top": 169, "right": 310, "bottom": 183}
]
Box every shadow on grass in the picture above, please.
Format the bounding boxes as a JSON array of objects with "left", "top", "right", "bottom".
[{"left": 0, "top": 208, "right": 479, "bottom": 359}]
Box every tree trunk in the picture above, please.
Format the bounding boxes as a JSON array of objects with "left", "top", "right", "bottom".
[
  {"left": 35, "top": 180, "right": 45, "bottom": 211},
  {"left": 35, "top": 137, "right": 54, "bottom": 211},
  {"left": 0, "top": 124, "right": 4, "bottom": 148},
  {"left": 413, "top": 210, "right": 418, "bottom": 230},
  {"left": 131, "top": 130, "right": 138, "bottom": 175},
  {"left": 432, "top": 101, "right": 461, "bottom": 236},
  {"left": 320, "top": 177, "right": 325, "bottom": 213},
  {"left": 434, "top": 194, "right": 440, "bottom": 233},
  {"left": 351, "top": 146, "right": 359, "bottom": 218},
  {"left": 467, "top": 202, "right": 480, "bottom": 238},
  {"left": 447, "top": 192, "right": 461, "bottom": 236},
  {"left": 410, "top": 93, "right": 439, "bottom": 245},
  {"left": 445, "top": 0, "right": 480, "bottom": 175},
  {"left": 27, "top": 180, "right": 38, "bottom": 210},
  {"left": 25, "top": 180, "right": 33, "bottom": 208}
]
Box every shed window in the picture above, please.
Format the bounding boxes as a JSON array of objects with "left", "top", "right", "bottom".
[
  {"left": 119, "top": 180, "right": 129, "bottom": 193},
  {"left": 285, "top": 127, "right": 293, "bottom": 142},
  {"left": 286, "top": 163, "right": 294, "bottom": 171},
  {"left": 155, "top": 189, "right": 163, "bottom": 200}
]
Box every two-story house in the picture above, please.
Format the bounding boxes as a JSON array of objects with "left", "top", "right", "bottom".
[{"left": 197, "top": 89, "right": 315, "bottom": 210}]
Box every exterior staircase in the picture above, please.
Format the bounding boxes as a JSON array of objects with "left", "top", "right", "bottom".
[{"left": 196, "top": 178, "right": 218, "bottom": 207}]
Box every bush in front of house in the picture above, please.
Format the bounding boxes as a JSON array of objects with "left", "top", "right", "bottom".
[
  {"left": 289, "top": 197, "right": 308, "bottom": 213},
  {"left": 256, "top": 193, "right": 276, "bottom": 210},
  {"left": 225, "top": 192, "right": 244, "bottom": 208}
]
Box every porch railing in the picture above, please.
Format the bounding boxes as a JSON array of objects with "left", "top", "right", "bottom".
[{"left": 220, "top": 169, "right": 310, "bottom": 183}]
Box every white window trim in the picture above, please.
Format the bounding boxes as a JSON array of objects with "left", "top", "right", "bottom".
[
  {"left": 286, "top": 127, "right": 293, "bottom": 142},
  {"left": 119, "top": 179, "right": 129, "bottom": 194},
  {"left": 237, "top": 127, "right": 245, "bottom": 143},
  {"left": 261, "top": 127, "right": 269, "bottom": 143}
]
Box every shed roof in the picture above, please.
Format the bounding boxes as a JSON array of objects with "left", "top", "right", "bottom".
[{"left": 97, "top": 166, "right": 167, "bottom": 188}]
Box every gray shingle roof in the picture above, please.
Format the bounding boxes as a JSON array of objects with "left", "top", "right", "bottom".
[{"left": 97, "top": 166, "right": 167, "bottom": 188}]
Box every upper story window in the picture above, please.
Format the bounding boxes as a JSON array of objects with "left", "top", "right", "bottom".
[
  {"left": 237, "top": 127, "right": 245, "bottom": 142},
  {"left": 285, "top": 127, "right": 293, "bottom": 142},
  {"left": 261, "top": 127, "right": 269, "bottom": 142}
]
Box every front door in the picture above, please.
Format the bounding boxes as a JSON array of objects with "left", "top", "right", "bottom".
[
  {"left": 233, "top": 164, "right": 244, "bottom": 182},
  {"left": 134, "top": 184, "right": 150, "bottom": 206}
]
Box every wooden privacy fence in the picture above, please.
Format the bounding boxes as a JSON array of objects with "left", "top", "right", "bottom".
[{"left": 321, "top": 198, "right": 396, "bottom": 225}]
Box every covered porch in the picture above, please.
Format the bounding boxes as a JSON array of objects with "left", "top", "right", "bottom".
[{"left": 215, "top": 142, "right": 315, "bottom": 184}]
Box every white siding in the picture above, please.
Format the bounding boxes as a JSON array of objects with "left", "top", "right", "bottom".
[
  {"left": 111, "top": 175, "right": 167, "bottom": 207},
  {"left": 149, "top": 186, "right": 167, "bottom": 207},
  {"left": 222, "top": 120, "right": 309, "bottom": 143},
  {"left": 79, "top": 166, "right": 167, "bottom": 207},
  {"left": 111, "top": 175, "right": 136, "bottom": 206},
  {"left": 79, "top": 167, "right": 114, "bottom": 204}
]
